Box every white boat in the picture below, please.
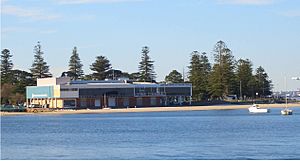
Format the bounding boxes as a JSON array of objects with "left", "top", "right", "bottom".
[
  {"left": 281, "top": 108, "right": 293, "bottom": 115},
  {"left": 281, "top": 77, "right": 293, "bottom": 115},
  {"left": 248, "top": 104, "right": 269, "bottom": 113}
]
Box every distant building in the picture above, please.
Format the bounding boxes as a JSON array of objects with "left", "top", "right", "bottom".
[{"left": 26, "top": 77, "right": 192, "bottom": 108}]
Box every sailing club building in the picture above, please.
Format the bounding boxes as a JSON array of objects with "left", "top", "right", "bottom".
[{"left": 26, "top": 77, "right": 192, "bottom": 108}]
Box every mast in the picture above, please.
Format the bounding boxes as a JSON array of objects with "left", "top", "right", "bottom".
[{"left": 285, "top": 76, "right": 288, "bottom": 109}]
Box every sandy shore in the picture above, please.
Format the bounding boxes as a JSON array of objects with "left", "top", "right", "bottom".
[{"left": 1, "top": 103, "right": 299, "bottom": 116}]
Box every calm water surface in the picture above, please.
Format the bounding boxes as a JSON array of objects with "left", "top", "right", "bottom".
[{"left": 1, "top": 107, "right": 300, "bottom": 160}]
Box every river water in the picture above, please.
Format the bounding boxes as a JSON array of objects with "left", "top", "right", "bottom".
[{"left": 1, "top": 107, "right": 300, "bottom": 160}]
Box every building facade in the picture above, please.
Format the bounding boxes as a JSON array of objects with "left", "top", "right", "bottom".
[{"left": 26, "top": 77, "right": 192, "bottom": 109}]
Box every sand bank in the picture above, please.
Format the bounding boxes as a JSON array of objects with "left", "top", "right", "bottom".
[{"left": 1, "top": 103, "right": 299, "bottom": 116}]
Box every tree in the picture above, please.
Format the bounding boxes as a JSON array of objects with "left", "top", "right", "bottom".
[
  {"left": 236, "top": 59, "right": 253, "bottom": 99},
  {"left": 128, "top": 72, "right": 140, "bottom": 81},
  {"left": 68, "top": 47, "right": 84, "bottom": 80},
  {"left": 138, "top": 46, "right": 156, "bottom": 82},
  {"left": 1, "top": 49, "right": 13, "bottom": 83},
  {"left": 1, "top": 69, "right": 35, "bottom": 104},
  {"left": 1, "top": 83, "right": 14, "bottom": 104},
  {"left": 165, "top": 70, "right": 184, "bottom": 83},
  {"left": 82, "top": 74, "right": 93, "bottom": 80},
  {"left": 254, "top": 66, "right": 272, "bottom": 97},
  {"left": 90, "top": 56, "right": 111, "bottom": 80},
  {"left": 106, "top": 69, "right": 135, "bottom": 80},
  {"left": 11, "top": 69, "right": 35, "bottom": 94},
  {"left": 209, "top": 41, "right": 236, "bottom": 99},
  {"left": 188, "top": 51, "right": 211, "bottom": 101},
  {"left": 30, "top": 41, "right": 52, "bottom": 79}
]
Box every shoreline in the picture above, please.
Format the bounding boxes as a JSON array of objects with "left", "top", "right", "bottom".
[{"left": 1, "top": 103, "right": 299, "bottom": 116}]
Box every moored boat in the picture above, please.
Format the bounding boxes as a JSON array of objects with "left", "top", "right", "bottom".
[
  {"left": 281, "top": 77, "right": 293, "bottom": 115},
  {"left": 281, "top": 108, "right": 293, "bottom": 115},
  {"left": 248, "top": 104, "right": 269, "bottom": 113}
]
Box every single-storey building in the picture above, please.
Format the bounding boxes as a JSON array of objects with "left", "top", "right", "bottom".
[{"left": 26, "top": 77, "right": 192, "bottom": 109}]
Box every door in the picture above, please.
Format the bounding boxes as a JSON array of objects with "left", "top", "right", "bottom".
[
  {"left": 108, "top": 97, "right": 116, "bottom": 107},
  {"left": 123, "top": 98, "right": 129, "bottom": 107},
  {"left": 95, "top": 99, "right": 101, "bottom": 107}
]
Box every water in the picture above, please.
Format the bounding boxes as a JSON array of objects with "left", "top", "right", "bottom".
[{"left": 1, "top": 107, "right": 300, "bottom": 160}]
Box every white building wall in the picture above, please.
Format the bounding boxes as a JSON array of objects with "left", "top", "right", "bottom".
[
  {"left": 37, "top": 78, "right": 57, "bottom": 86},
  {"left": 37, "top": 77, "right": 71, "bottom": 86}
]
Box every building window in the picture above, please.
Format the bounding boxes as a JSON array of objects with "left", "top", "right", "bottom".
[
  {"left": 61, "top": 88, "right": 78, "bottom": 91},
  {"left": 151, "top": 97, "right": 156, "bottom": 106},
  {"left": 64, "top": 100, "right": 76, "bottom": 108}
]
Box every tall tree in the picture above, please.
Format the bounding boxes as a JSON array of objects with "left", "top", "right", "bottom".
[
  {"left": 68, "top": 47, "right": 84, "bottom": 80},
  {"left": 138, "top": 46, "right": 156, "bottom": 82},
  {"left": 165, "top": 70, "right": 184, "bottom": 83},
  {"left": 1, "top": 49, "right": 13, "bottom": 83},
  {"left": 30, "top": 41, "right": 52, "bottom": 79},
  {"left": 209, "top": 41, "right": 236, "bottom": 99},
  {"left": 90, "top": 56, "right": 111, "bottom": 80},
  {"left": 236, "top": 59, "right": 253, "bottom": 99},
  {"left": 188, "top": 51, "right": 211, "bottom": 101},
  {"left": 254, "top": 66, "right": 272, "bottom": 97}
]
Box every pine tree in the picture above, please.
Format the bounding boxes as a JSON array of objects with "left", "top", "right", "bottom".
[
  {"left": 209, "top": 41, "right": 236, "bottom": 99},
  {"left": 254, "top": 66, "right": 272, "bottom": 97},
  {"left": 188, "top": 51, "right": 211, "bottom": 101},
  {"left": 236, "top": 59, "right": 253, "bottom": 99},
  {"left": 68, "top": 47, "right": 84, "bottom": 80},
  {"left": 138, "top": 46, "right": 156, "bottom": 82},
  {"left": 1, "top": 49, "right": 13, "bottom": 83},
  {"left": 165, "top": 70, "right": 184, "bottom": 83},
  {"left": 30, "top": 41, "right": 52, "bottom": 79},
  {"left": 90, "top": 56, "right": 111, "bottom": 80}
]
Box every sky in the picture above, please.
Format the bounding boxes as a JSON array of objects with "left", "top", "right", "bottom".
[{"left": 1, "top": 0, "right": 300, "bottom": 91}]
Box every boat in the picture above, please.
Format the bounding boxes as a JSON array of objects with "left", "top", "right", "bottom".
[
  {"left": 248, "top": 104, "right": 269, "bottom": 113},
  {"left": 281, "top": 77, "right": 293, "bottom": 115},
  {"left": 281, "top": 108, "right": 293, "bottom": 115}
]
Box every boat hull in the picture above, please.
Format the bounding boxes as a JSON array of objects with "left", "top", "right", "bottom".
[{"left": 248, "top": 108, "right": 269, "bottom": 113}]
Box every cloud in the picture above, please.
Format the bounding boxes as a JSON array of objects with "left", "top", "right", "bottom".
[
  {"left": 281, "top": 10, "right": 300, "bottom": 17},
  {"left": 2, "top": 5, "right": 61, "bottom": 20},
  {"left": 39, "top": 29, "right": 58, "bottom": 34},
  {"left": 56, "top": 0, "right": 143, "bottom": 4},
  {"left": 2, "top": 27, "right": 57, "bottom": 35},
  {"left": 1, "top": 27, "right": 33, "bottom": 33},
  {"left": 217, "top": 0, "right": 275, "bottom": 5}
]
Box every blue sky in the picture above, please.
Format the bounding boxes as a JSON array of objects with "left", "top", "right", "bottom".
[{"left": 1, "top": 0, "right": 300, "bottom": 91}]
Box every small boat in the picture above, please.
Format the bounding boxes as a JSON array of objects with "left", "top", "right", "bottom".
[
  {"left": 248, "top": 104, "right": 269, "bottom": 113},
  {"left": 281, "top": 77, "right": 293, "bottom": 115},
  {"left": 281, "top": 108, "right": 293, "bottom": 115}
]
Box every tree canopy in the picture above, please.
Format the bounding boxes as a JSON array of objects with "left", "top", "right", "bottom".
[
  {"left": 208, "top": 41, "right": 236, "bottom": 99},
  {"left": 90, "top": 55, "right": 111, "bottom": 80},
  {"left": 30, "top": 42, "right": 52, "bottom": 79},
  {"left": 138, "top": 46, "right": 156, "bottom": 82},
  {"left": 236, "top": 59, "right": 253, "bottom": 99},
  {"left": 68, "top": 46, "right": 84, "bottom": 80},
  {"left": 165, "top": 70, "right": 184, "bottom": 83},
  {"left": 188, "top": 51, "right": 211, "bottom": 101},
  {"left": 1, "top": 49, "right": 13, "bottom": 83}
]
